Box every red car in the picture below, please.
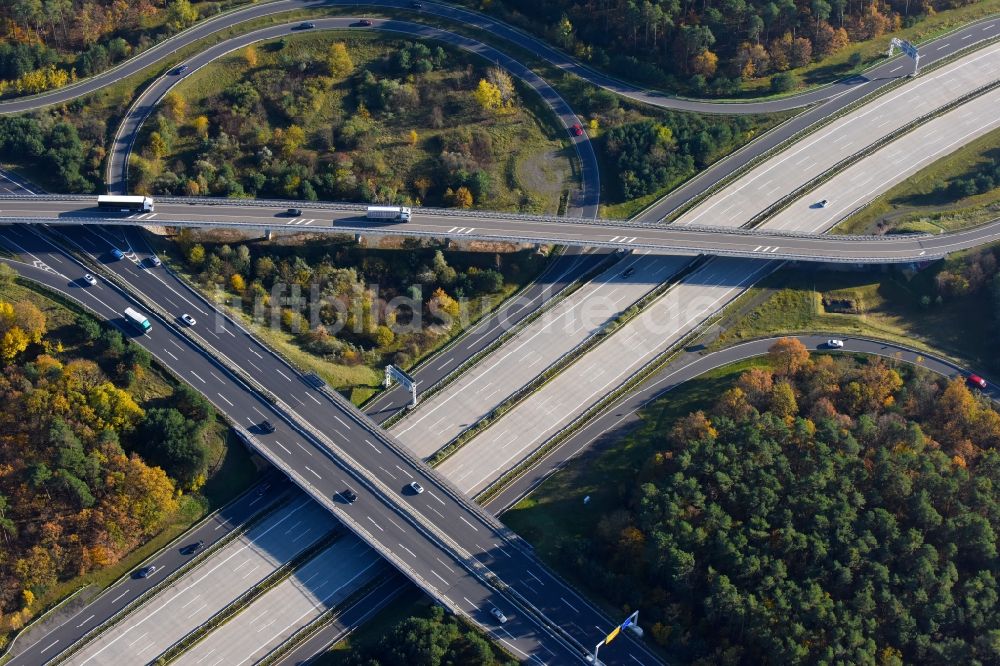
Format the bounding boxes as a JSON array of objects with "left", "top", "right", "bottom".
[
  {"left": 968, "top": 374, "right": 988, "bottom": 390},
  {"left": 570, "top": 124, "right": 584, "bottom": 137}
]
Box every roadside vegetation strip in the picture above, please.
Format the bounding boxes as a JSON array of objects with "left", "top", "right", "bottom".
[
  {"left": 657, "top": 33, "right": 1000, "bottom": 226},
  {"left": 378, "top": 250, "right": 618, "bottom": 430},
  {"left": 426, "top": 257, "right": 708, "bottom": 469},
  {"left": 154, "top": 529, "right": 343, "bottom": 665},
  {"left": 746, "top": 78, "right": 1000, "bottom": 230},
  {"left": 360, "top": 246, "right": 569, "bottom": 415},
  {"left": 49, "top": 494, "right": 292, "bottom": 666}
]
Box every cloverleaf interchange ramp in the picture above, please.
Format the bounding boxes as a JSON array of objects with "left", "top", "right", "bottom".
[
  {"left": 5, "top": 196, "right": 1000, "bottom": 263},
  {"left": 0, "top": 0, "right": 996, "bottom": 660}
]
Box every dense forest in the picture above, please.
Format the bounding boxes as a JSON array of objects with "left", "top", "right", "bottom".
[
  {"left": 0, "top": 114, "right": 103, "bottom": 192},
  {"left": 343, "top": 605, "right": 516, "bottom": 666},
  {"left": 561, "top": 338, "right": 1000, "bottom": 663},
  {"left": 0, "top": 0, "right": 228, "bottom": 97},
  {"left": 173, "top": 231, "right": 536, "bottom": 386},
  {"left": 134, "top": 37, "right": 569, "bottom": 212},
  {"left": 0, "top": 273, "right": 223, "bottom": 643},
  {"left": 474, "top": 0, "right": 986, "bottom": 94}
]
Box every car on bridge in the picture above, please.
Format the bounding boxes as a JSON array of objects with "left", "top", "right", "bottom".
[
  {"left": 490, "top": 607, "right": 508, "bottom": 623},
  {"left": 133, "top": 565, "right": 157, "bottom": 579},
  {"left": 83, "top": 273, "right": 97, "bottom": 285},
  {"left": 341, "top": 488, "right": 358, "bottom": 504},
  {"left": 181, "top": 313, "right": 196, "bottom": 326},
  {"left": 110, "top": 248, "right": 124, "bottom": 260},
  {"left": 180, "top": 540, "right": 204, "bottom": 555},
  {"left": 408, "top": 481, "right": 425, "bottom": 494}
]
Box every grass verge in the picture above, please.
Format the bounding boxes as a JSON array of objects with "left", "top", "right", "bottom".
[{"left": 710, "top": 263, "right": 995, "bottom": 371}]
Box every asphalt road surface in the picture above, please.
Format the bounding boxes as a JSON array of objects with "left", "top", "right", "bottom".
[
  {"left": 5, "top": 477, "right": 292, "bottom": 666},
  {"left": 8, "top": 197, "right": 1000, "bottom": 262},
  {"left": 0, "top": 225, "right": 656, "bottom": 665},
  {"left": 105, "top": 16, "right": 601, "bottom": 215},
  {"left": 67, "top": 499, "right": 337, "bottom": 665},
  {"left": 485, "top": 334, "right": 990, "bottom": 512},
  {"left": 676, "top": 42, "right": 1000, "bottom": 229},
  {"left": 391, "top": 252, "right": 680, "bottom": 458},
  {"left": 2, "top": 0, "right": 995, "bottom": 117}
]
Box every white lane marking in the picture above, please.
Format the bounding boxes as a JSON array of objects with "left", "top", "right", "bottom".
[
  {"left": 275, "top": 441, "right": 292, "bottom": 454},
  {"left": 304, "top": 466, "right": 321, "bottom": 479},
  {"left": 936, "top": 42, "right": 950, "bottom": 50},
  {"left": 252, "top": 406, "right": 268, "bottom": 418},
  {"left": 365, "top": 439, "right": 381, "bottom": 454},
  {"left": 248, "top": 347, "right": 263, "bottom": 358},
  {"left": 190, "top": 371, "right": 206, "bottom": 383},
  {"left": 295, "top": 441, "right": 314, "bottom": 456},
  {"left": 333, "top": 415, "right": 350, "bottom": 429},
  {"left": 428, "top": 505, "right": 446, "bottom": 520},
  {"left": 210, "top": 371, "right": 225, "bottom": 383},
  {"left": 962, "top": 33, "right": 972, "bottom": 39},
  {"left": 427, "top": 491, "right": 446, "bottom": 506},
  {"left": 275, "top": 368, "right": 292, "bottom": 381},
  {"left": 436, "top": 557, "right": 456, "bottom": 573},
  {"left": 246, "top": 359, "right": 263, "bottom": 373},
  {"left": 40, "top": 640, "right": 60, "bottom": 654},
  {"left": 399, "top": 543, "right": 416, "bottom": 557},
  {"left": 306, "top": 392, "right": 322, "bottom": 405},
  {"left": 181, "top": 595, "right": 202, "bottom": 609},
  {"left": 526, "top": 570, "right": 545, "bottom": 585},
  {"left": 769, "top": 246, "right": 780, "bottom": 253},
  {"left": 76, "top": 614, "right": 95, "bottom": 627},
  {"left": 430, "top": 569, "right": 449, "bottom": 585},
  {"left": 459, "top": 516, "right": 479, "bottom": 532},
  {"left": 436, "top": 357, "right": 454, "bottom": 370},
  {"left": 216, "top": 393, "right": 234, "bottom": 407},
  {"left": 379, "top": 465, "right": 397, "bottom": 479},
  {"left": 367, "top": 517, "right": 383, "bottom": 531},
  {"left": 395, "top": 465, "right": 413, "bottom": 479},
  {"left": 560, "top": 596, "right": 580, "bottom": 613},
  {"left": 127, "top": 632, "right": 149, "bottom": 648},
  {"left": 890, "top": 65, "right": 903, "bottom": 73},
  {"left": 164, "top": 349, "right": 178, "bottom": 361},
  {"left": 387, "top": 515, "right": 406, "bottom": 532},
  {"left": 169, "top": 339, "right": 184, "bottom": 351}
]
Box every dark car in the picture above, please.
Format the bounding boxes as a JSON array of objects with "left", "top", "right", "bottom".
[
  {"left": 180, "top": 540, "right": 205, "bottom": 555},
  {"left": 968, "top": 374, "right": 988, "bottom": 390},
  {"left": 411, "top": 1, "right": 424, "bottom": 7},
  {"left": 341, "top": 488, "right": 358, "bottom": 504},
  {"left": 297, "top": 22, "right": 315, "bottom": 29},
  {"left": 173, "top": 65, "right": 189, "bottom": 75},
  {"left": 358, "top": 19, "right": 373, "bottom": 26},
  {"left": 570, "top": 123, "right": 584, "bottom": 136},
  {"left": 286, "top": 208, "right": 302, "bottom": 216},
  {"left": 621, "top": 267, "right": 635, "bottom": 278},
  {"left": 134, "top": 565, "right": 157, "bottom": 579},
  {"left": 260, "top": 420, "right": 276, "bottom": 434}
]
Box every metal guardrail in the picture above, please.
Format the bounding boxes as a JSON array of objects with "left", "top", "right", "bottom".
[{"left": 0, "top": 215, "right": 947, "bottom": 264}]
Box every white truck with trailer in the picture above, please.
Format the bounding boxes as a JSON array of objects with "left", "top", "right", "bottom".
[
  {"left": 98, "top": 195, "right": 155, "bottom": 213},
  {"left": 366, "top": 206, "right": 411, "bottom": 222}
]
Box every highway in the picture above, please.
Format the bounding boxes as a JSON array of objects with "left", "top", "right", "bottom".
[
  {"left": 3, "top": 477, "right": 291, "bottom": 666},
  {"left": 484, "top": 334, "right": 990, "bottom": 512},
  {"left": 391, "top": 252, "right": 681, "bottom": 457},
  {"left": 8, "top": 195, "right": 1000, "bottom": 262},
  {"left": 67, "top": 499, "right": 338, "bottom": 665},
  {"left": 0, "top": 224, "right": 656, "bottom": 664},
  {"left": 3, "top": 0, "right": 996, "bottom": 119},
  {"left": 105, "top": 16, "right": 601, "bottom": 214}
]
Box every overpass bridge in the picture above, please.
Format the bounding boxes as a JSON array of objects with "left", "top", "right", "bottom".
[{"left": 2, "top": 194, "right": 996, "bottom": 263}]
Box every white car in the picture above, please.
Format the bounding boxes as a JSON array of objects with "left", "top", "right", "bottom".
[
  {"left": 409, "top": 481, "right": 424, "bottom": 494},
  {"left": 826, "top": 339, "right": 844, "bottom": 348},
  {"left": 149, "top": 255, "right": 162, "bottom": 267},
  {"left": 83, "top": 273, "right": 97, "bottom": 285},
  {"left": 490, "top": 607, "right": 508, "bottom": 624},
  {"left": 181, "top": 313, "right": 196, "bottom": 326}
]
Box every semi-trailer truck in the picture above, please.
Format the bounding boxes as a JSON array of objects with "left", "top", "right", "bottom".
[
  {"left": 124, "top": 307, "right": 152, "bottom": 332},
  {"left": 366, "top": 206, "right": 411, "bottom": 222},
  {"left": 98, "top": 195, "right": 155, "bottom": 213}
]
